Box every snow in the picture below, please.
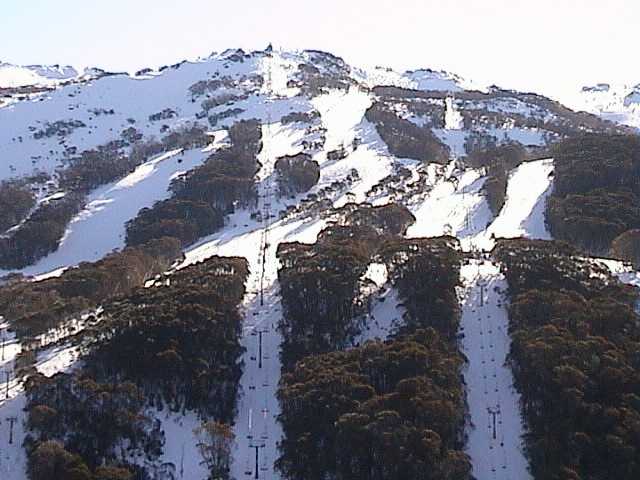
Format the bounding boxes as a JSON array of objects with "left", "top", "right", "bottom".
[
  {"left": 0, "top": 63, "right": 82, "bottom": 88},
  {"left": 177, "top": 81, "right": 405, "bottom": 479},
  {"left": 353, "top": 64, "right": 484, "bottom": 92},
  {"left": 450, "top": 158, "right": 556, "bottom": 479},
  {"left": 152, "top": 409, "right": 208, "bottom": 479},
  {"left": 459, "top": 260, "right": 531, "bottom": 480},
  {"left": 595, "top": 258, "right": 640, "bottom": 312},
  {"left": 0, "top": 395, "right": 27, "bottom": 480},
  {"left": 0, "top": 146, "right": 215, "bottom": 279},
  {"left": 311, "top": 87, "right": 371, "bottom": 154},
  {"left": 0, "top": 46, "right": 628, "bottom": 480},
  {"left": 433, "top": 129, "right": 470, "bottom": 158},
  {"left": 179, "top": 117, "right": 325, "bottom": 480},
  {"left": 470, "top": 158, "right": 554, "bottom": 250},
  {"left": 34, "top": 344, "right": 80, "bottom": 377},
  {"left": 404, "top": 152, "right": 560, "bottom": 479},
  {"left": 444, "top": 97, "right": 464, "bottom": 130},
  {"left": 488, "top": 126, "right": 548, "bottom": 147},
  {"left": 0, "top": 52, "right": 272, "bottom": 182},
  {"left": 361, "top": 262, "right": 388, "bottom": 288},
  {"left": 0, "top": 334, "right": 82, "bottom": 480},
  {"left": 564, "top": 82, "right": 640, "bottom": 129},
  {"left": 352, "top": 66, "right": 415, "bottom": 90},
  {"left": 407, "top": 167, "right": 490, "bottom": 241},
  {"left": 352, "top": 286, "right": 404, "bottom": 346}
]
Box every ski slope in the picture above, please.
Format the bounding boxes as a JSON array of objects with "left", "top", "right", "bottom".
[
  {"left": 453, "top": 156, "right": 557, "bottom": 480},
  {"left": 459, "top": 260, "right": 531, "bottom": 480},
  {"left": 407, "top": 166, "right": 491, "bottom": 242},
  {"left": 471, "top": 158, "right": 554, "bottom": 251},
  {"left": 177, "top": 80, "right": 402, "bottom": 479},
  {"left": 0, "top": 145, "right": 218, "bottom": 279}
]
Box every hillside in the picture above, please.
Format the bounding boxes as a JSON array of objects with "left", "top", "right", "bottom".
[{"left": 0, "top": 47, "right": 638, "bottom": 480}]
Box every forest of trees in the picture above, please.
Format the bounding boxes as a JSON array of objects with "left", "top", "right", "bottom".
[
  {"left": 126, "top": 119, "right": 263, "bottom": 247},
  {"left": 0, "top": 237, "right": 182, "bottom": 340},
  {"left": 378, "top": 236, "right": 462, "bottom": 339},
  {"left": 287, "top": 57, "right": 354, "bottom": 96},
  {"left": 0, "top": 192, "right": 85, "bottom": 269},
  {"left": 60, "top": 125, "right": 210, "bottom": 193},
  {"left": 494, "top": 238, "right": 640, "bottom": 480},
  {"left": 277, "top": 329, "right": 470, "bottom": 480},
  {"left": 464, "top": 140, "right": 527, "bottom": 215},
  {"left": 365, "top": 101, "right": 451, "bottom": 164},
  {"left": 274, "top": 153, "right": 320, "bottom": 197},
  {"left": 611, "top": 229, "right": 640, "bottom": 269},
  {"left": 85, "top": 256, "right": 248, "bottom": 417},
  {"left": 23, "top": 255, "right": 248, "bottom": 480},
  {"left": 276, "top": 202, "right": 416, "bottom": 368},
  {"left": 277, "top": 201, "right": 469, "bottom": 479},
  {"left": 546, "top": 134, "right": 640, "bottom": 255},
  {"left": 0, "top": 179, "right": 36, "bottom": 233}
]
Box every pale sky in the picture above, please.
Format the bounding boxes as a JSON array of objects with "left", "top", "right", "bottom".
[{"left": 2, "top": 0, "right": 638, "bottom": 99}]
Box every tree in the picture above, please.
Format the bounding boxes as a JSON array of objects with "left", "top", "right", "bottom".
[
  {"left": 28, "top": 441, "right": 92, "bottom": 480},
  {"left": 611, "top": 229, "right": 640, "bottom": 268},
  {"left": 195, "top": 421, "right": 235, "bottom": 480}
]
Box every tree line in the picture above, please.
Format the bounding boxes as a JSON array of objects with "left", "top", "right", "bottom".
[
  {"left": 0, "top": 179, "right": 37, "bottom": 233},
  {"left": 23, "top": 255, "right": 248, "bottom": 480},
  {"left": 276, "top": 202, "right": 416, "bottom": 369},
  {"left": 126, "top": 119, "right": 263, "bottom": 248},
  {"left": 0, "top": 237, "right": 182, "bottom": 341},
  {"left": 0, "top": 124, "right": 210, "bottom": 270},
  {"left": 276, "top": 202, "right": 470, "bottom": 479},
  {"left": 546, "top": 134, "right": 640, "bottom": 256},
  {"left": 494, "top": 238, "right": 640, "bottom": 480},
  {"left": 274, "top": 153, "right": 320, "bottom": 197},
  {"left": 464, "top": 138, "right": 527, "bottom": 216},
  {"left": 365, "top": 101, "right": 450, "bottom": 164}
]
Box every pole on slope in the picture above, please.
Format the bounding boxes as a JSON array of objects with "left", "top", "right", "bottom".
[
  {"left": 250, "top": 443, "right": 265, "bottom": 479},
  {"left": 6, "top": 416, "right": 16, "bottom": 444},
  {"left": 487, "top": 406, "right": 499, "bottom": 440},
  {"left": 180, "top": 442, "right": 185, "bottom": 478},
  {"left": 258, "top": 330, "right": 263, "bottom": 369}
]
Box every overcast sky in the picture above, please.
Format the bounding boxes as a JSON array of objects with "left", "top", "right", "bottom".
[{"left": 2, "top": 0, "right": 638, "bottom": 99}]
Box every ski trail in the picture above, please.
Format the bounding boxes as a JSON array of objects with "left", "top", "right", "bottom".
[
  {"left": 183, "top": 119, "right": 324, "bottom": 479},
  {"left": 460, "top": 260, "right": 531, "bottom": 480},
  {"left": 352, "top": 263, "right": 404, "bottom": 345},
  {"left": 455, "top": 157, "right": 555, "bottom": 479},
  {"left": 471, "top": 158, "right": 554, "bottom": 250}
]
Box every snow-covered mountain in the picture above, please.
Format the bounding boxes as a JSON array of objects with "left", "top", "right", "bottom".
[
  {"left": 0, "top": 47, "right": 638, "bottom": 480},
  {"left": 565, "top": 81, "right": 640, "bottom": 129},
  {"left": 0, "top": 62, "right": 105, "bottom": 88}
]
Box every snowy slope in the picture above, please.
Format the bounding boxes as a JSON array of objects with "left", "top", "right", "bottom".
[
  {"left": 0, "top": 145, "right": 216, "bottom": 279},
  {"left": 354, "top": 64, "right": 483, "bottom": 92},
  {"left": 459, "top": 260, "right": 531, "bottom": 480},
  {"left": 471, "top": 158, "right": 554, "bottom": 250},
  {"left": 565, "top": 82, "right": 640, "bottom": 129},
  {"left": 0, "top": 63, "right": 83, "bottom": 88},
  {"left": 452, "top": 157, "right": 557, "bottom": 480}
]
